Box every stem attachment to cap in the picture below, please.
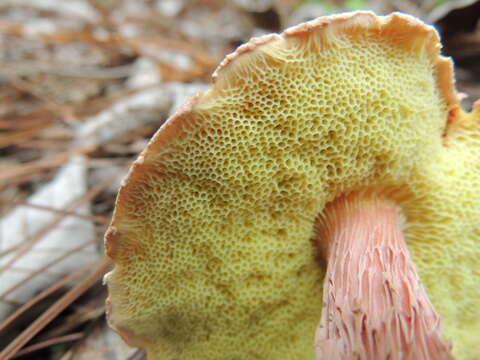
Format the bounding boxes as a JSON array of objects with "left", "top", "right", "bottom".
[{"left": 315, "top": 192, "right": 454, "bottom": 359}]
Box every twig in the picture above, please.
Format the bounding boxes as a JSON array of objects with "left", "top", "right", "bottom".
[
  {"left": 0, "top": 172, "right": 113, "bottom": 267},
  {"left": 0, "top": 147, "right": 95, "bottom": 184},
  {"left": 0, "top": 257, "right": 112, "bottom": 360},
  {"left": 1, "top": 61, "right": 134, "bottom": 79},
  {"left": 0, "top": 238, "right": 99, "bottom": 300},
  {"left": 0, "top": 259, "right": 99, "bottom": 334},
  {"left": 0, "top": 199, "right": 109, "bottom": 224},
  {"left": 0, "top": 121, "right": 55, "bottom": 148},
  {"left": 11, "top": 332, "right": 84, "bottom": 359},
  {"left": 8, "top": 78, "right": 77, "bottom": 123}
]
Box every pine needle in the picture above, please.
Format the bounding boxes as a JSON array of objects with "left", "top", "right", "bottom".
[{"left": 0, "top": 257, "right": 112, "bottom": 359}]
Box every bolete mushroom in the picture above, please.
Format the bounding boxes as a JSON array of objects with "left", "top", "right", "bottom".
[{"left": 104, "top": 11, "right": 480, "bottom": 359}]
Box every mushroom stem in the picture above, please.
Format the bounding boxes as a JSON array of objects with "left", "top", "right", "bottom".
[{"left": 315, "top": 193, "right": 454, "bottom": 360}]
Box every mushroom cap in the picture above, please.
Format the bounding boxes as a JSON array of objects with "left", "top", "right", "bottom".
[{"left": 104, "top": 11, "right": 480, "bottom": 359}]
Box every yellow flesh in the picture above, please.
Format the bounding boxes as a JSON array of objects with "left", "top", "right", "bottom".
[{"left": 105, "top": 12, "right": 480, "bottom": 359}]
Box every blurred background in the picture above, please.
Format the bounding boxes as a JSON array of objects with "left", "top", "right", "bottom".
[{"left": 0, "top": 0, "right": 479, "bottom": 359}]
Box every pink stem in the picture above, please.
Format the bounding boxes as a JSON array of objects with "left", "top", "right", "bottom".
[{"left": 315, "top": 193, "right": 454, "bottom": 360}]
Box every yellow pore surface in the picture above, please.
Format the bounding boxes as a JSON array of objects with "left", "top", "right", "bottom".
[{"left": 105, "top": 12, "right": 480, "bottom": 360}]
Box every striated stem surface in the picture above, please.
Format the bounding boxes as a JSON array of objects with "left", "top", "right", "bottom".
[{"left": 315, "top": 193, "right": 454, "bottom": 360}]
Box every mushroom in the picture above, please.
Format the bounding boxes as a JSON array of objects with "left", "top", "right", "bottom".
[{"left": 104, "top": 11, "right": 480, "bottom": 360}]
